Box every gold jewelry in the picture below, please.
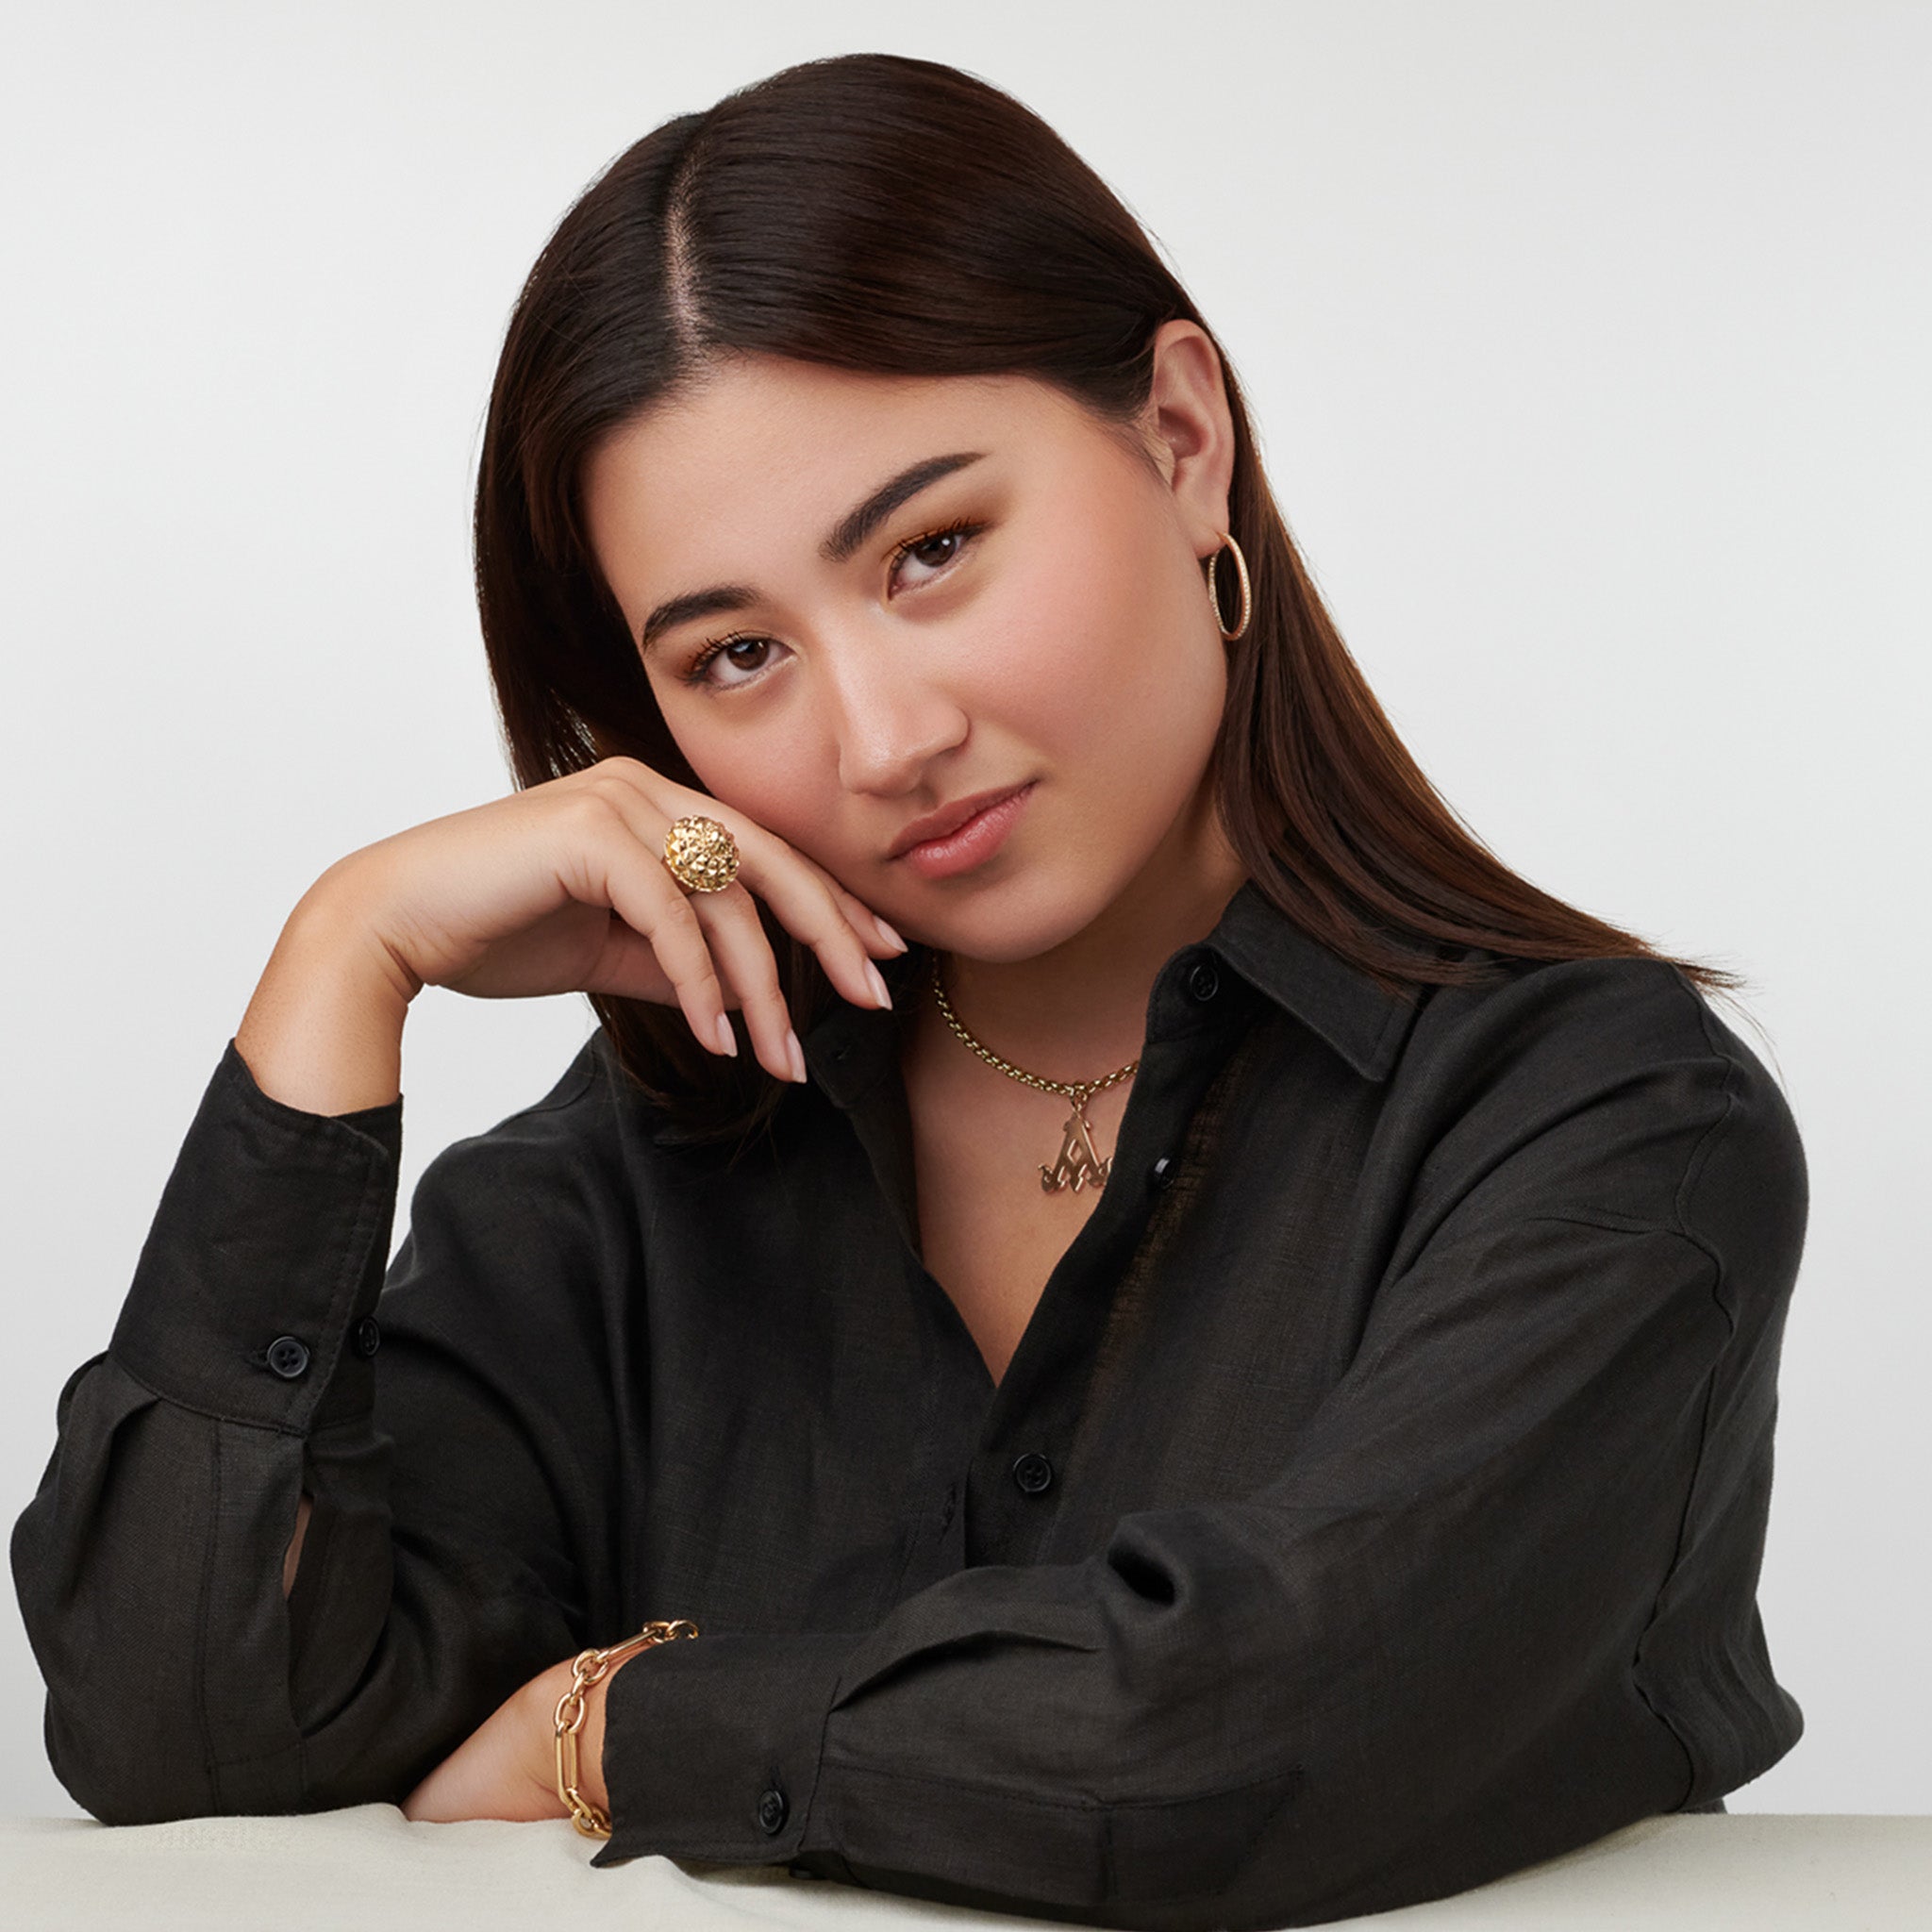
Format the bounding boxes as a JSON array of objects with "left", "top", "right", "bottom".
[
  {"left": 926, "top": 953, "right": 1139, "bottom": 1194},
  {"left": 662, "top": 815, "right": 741, "bottom": 893},
  {"left": 1205, "top": 531, "right": 1252, "bottom": 641},
  {"left": 553, "top": 1618, "right": 699, "bottom": 1837}
]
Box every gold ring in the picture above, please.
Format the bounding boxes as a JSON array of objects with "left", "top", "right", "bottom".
[{"left": 662, "top": 815, "right": 741, "bottom": 893}]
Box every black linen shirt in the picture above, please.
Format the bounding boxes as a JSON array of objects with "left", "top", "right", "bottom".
[{"left": 12, "top": 882, "right": 1807, "bottom": 1929}]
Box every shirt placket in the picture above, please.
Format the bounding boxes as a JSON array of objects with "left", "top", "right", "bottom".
[{"left": 805, "top": 945, "right": 1260, "bottom": 1585}]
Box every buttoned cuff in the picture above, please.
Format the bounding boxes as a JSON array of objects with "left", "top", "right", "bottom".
[
  {"left": 108, "top": 1039, "right": 403, "bottom": 1431},
  {"left": 589, "top": 1591, "right": 1310, "bottom": 1916},
  {"left": 593, "top": 1627, "right": 857, "bottom": 1868}
]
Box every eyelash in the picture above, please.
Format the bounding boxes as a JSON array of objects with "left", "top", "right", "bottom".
[{"left": 678, "top": 519, "right": 988, "bottom": 691}]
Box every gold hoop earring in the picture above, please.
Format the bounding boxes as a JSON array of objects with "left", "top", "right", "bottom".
[{"left": 1205, "top": 532, "right": 1252, "bottom": 641}]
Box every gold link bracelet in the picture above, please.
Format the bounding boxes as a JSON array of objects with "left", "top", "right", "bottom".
[{"left": 553, "top": 1618, "right": 700, "bottom": 1837}]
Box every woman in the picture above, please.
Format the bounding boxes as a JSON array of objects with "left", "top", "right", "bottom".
[{"left": 10, "top": 51, "right": 1806, "bottom": 1932}]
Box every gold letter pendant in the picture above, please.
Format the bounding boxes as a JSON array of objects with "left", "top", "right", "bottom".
[{"left": 1041, "top": 1102, "right": 1112, "bottom": 1194}]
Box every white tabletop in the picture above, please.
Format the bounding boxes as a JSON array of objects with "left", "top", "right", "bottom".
[{"left": 3, "top": 1807, "right": 1929, "bottom": 1930}]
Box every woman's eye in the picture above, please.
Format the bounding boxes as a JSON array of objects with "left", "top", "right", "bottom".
[
  {"left": 683, "top": 633, "right": 784, "bottom": 691},
  {"left": 891, "top": 522, "right": 983, "bottom": 592}
]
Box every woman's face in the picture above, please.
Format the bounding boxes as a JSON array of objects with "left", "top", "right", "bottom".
[{"left": 582, "top": 330, "right": 1240, "bottom": 964}]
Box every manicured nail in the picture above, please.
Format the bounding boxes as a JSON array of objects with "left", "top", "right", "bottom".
[
  {"left": 865, "top": 961, "right": 892, "bottom": 1009},
  {"left": 713, "top": 1013, "right": 738, "bottom": 1057},
  {"left": 785, "top": 1029, "right": 808, "bottom": 1085},
  {"left": 872, "top": 913, "right": 908, "bottom": 953}
]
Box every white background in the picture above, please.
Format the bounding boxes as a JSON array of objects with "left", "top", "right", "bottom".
[{"left": 2, "top": 0, "right": 1925, "bottom": 1822}]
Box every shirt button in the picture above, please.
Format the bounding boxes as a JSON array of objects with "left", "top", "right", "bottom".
[
  {"left": 757, "top": 1784, "right": 789, "bottom": 1835},
  {"left": 265, "top": 1336, "right": 310, "bottom": 1380},
  {"left": 1150, "top": 1156, "right": 1175, "bottom": 1191},
  {"left": 1187, "top": 961, "right": 1221, "bottom": 1003},
  {"left": 1011, "top": 1451, "right": 1054, "bottom": 1495},
  {"left": 351, "top": 1316, "right": 382, "bottom": 1358}
]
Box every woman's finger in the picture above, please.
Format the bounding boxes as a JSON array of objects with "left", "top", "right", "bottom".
[
  {"left": 805, "top": 861, "right": 910, "bottom": 958},
  {"left": 691, "top": 886, "right": 808, "bottom": 1082},
  {"left": 574, "top": 810, "right": 738, "bottom": 1057}
]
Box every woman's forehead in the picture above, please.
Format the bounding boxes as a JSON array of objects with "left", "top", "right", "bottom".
[
  {"left": 606, "top": 357, "right": 1087, "bottom": 471},
  {"left": 584, "top": 360, "right": 1105, "bottom": 552}
]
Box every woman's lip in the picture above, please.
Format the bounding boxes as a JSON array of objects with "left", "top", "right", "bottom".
[
  {"left": 890, "top": 782, "right": 1032, "bottom": 858},
  {"left": 896, "top": 782, "right": 1036, "bottom": 880}
]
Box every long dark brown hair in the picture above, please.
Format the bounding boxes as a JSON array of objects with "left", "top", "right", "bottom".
[{"left": 474, "top": 51, "right": 1748, "bottom": 1148}]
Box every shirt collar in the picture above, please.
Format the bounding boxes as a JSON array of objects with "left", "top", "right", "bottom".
[
  {"left": 1201, "top": 879, "right": 1423, "bottom": 1083},
  {"left": 802, "top": 878, "right": 1423, "bottom": 1109}
]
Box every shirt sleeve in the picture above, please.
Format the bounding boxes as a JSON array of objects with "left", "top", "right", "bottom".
[
  {"left": 9, "top": 1036, "right": 607, "bottom": 1824},
  {"left": 595, "top": 959, "right": 1808, "bottom": 1930}
]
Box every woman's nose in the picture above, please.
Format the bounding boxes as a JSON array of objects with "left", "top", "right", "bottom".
[{"left": 827, "top": 645, "right": 970, "bottom": 796}]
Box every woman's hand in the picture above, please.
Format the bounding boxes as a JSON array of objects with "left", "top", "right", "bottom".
[
  {"left": 400, "top": 1653, "right": 619, "bottom": 1825},
  {"left": 306, "top": 756, "right": 906, "bottom": 1086}
]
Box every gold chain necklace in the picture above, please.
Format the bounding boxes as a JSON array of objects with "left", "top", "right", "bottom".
[{"left": 925, "top": 951, "right": 1141, "bottom": 1194}]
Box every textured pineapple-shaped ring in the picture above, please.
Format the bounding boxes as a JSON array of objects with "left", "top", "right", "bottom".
[{"left": 661, "top": 814, "right": 741, "bottom": 893}]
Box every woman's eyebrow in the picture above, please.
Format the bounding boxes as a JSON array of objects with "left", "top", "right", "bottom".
[
  {"left": 638, "top": 449, "right": 987, "bottom": 656},
  {"left": 821, "top": 450, "right": 985, "bottom": 562}
]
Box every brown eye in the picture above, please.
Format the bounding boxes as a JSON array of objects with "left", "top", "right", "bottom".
[
  {"left": 683, "top": 631, "right": 785, "bottom": 691},
  {"left": 891, "top": 520, "right": 985, "bottom": 593}
]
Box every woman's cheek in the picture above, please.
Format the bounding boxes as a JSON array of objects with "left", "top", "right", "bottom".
[
  {"left": 715, "top": 748, "right": 823, "bottom": 850},
  {"left": 964, "top": 558, "right": 1113, "bottom": 735}
]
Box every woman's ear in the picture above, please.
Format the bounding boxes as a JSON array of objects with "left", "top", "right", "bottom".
[{"left": 1137, "top": 320, "right": 1237, "bottom": 556}]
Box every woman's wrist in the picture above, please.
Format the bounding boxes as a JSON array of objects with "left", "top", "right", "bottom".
[
  {"left": 576, "top": 1660, "right": 617, "bottom": 1817},
  {"left": 548, "top": 1621, "right": 699, "bottom": 1835},
  {"left": 524, "top": 1656, "right": 611, "bottom": 1818},
  {"left": 236, "top": 873, "right": 415, "bottom": 1117}
]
